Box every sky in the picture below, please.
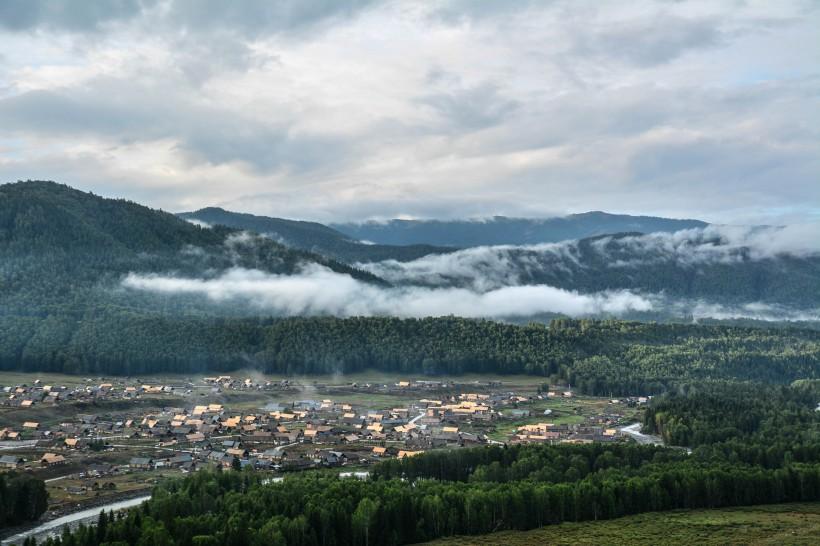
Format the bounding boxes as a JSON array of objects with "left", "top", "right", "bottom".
[{"left": 0, "top": 0, "right": 818, "bottom": 224}]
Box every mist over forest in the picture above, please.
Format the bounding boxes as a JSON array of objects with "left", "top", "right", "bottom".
[
  {"left": 2, "top": 2, "right": 820, "bottom": 544},
  {"left": 4, "top": 180, "right": 819, "bottom": 327}
]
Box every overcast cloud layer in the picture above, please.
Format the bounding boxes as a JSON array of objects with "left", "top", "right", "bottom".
[{"left": 1, "top": 1, "right": 819, "bottom": 224}]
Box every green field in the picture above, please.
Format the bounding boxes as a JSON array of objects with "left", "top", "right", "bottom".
[
  {"left": 423, "top": 503, "right": 820, "bottom": 545},
  {"left": 0, "top": 369, "right": 553, "bottom": 422},
  {"left": 0, "top": 370, "right": 550, "bottom": 387}
]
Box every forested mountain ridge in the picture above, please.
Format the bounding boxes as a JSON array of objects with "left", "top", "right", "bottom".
[
  {"left": 178, "top": 206, "right": 454, "bottom": 263},
  {"left": 331, "top": 212, "right": 708, "bottom": 247},
  {"left": 364, "top": 231, "right": 820, "bottom": 309},
  {"left": 1, "top": 180, "right": 220, "bottom": 254},
  {"left": 2, "top": 181, "right": 819, "bottom": 381},
  {"left": 0, "top": 180, "right": 384, "bottom": 316}
]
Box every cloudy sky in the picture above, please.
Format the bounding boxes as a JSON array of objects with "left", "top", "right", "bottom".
[{"left": 0, "top": 0, "right": 818, "bottom": 224}]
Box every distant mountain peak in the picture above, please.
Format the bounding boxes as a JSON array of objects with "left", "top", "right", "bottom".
[
  {"left": 331, "top": 213, "right": 707, "bottom": 247},
  {"left": 178, "top": 207, "right": 455, "bottom": 263}
]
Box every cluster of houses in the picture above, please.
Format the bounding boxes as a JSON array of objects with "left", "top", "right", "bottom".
[
  {"left": 0, "top": 374, "right": 648, "bottom": 485},
  {"left": 0, "top": 452, "right": 67, "bottom": 469},
  {"left": 0, "top": 375, "right": 315, "bottom": 410},
  {"left": 1, "top": 379, "right": 181, "bottom": 408},
  {"left": 202, "top": 376, "right": 297, "bottom": 393},
  {"left": 512, "top": 422, "right": 621, "bottom": 444}
]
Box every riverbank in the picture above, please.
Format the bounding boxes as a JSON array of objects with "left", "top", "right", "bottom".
[
  {"left": 1, "top": 488, "right": 152, "bottom": 545},
  {"left": 618, "top": 422, "right": 664, "bottom": 445}
]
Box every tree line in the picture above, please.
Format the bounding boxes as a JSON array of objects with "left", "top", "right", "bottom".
[
  {"left": 2, "top": 315, "right": 819, "bottom": 396},
  {"left": 642, "top": 380, "right": 820, "bottom": 467},
  {"left": 0, "top": 471, "right": 48, "bottom": 530},
  {"left": 27, "top": 445, "right": 820, "bottom": 546}
]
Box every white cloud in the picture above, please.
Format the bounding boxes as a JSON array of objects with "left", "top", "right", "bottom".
[
  {"left": 121, "top": 261, "right": 820, "bottom": 322},
  {"left": 121, "top": 264, "right": 653, "bottom": 318},
  {"left": 687, "top": 301, "right": 820, "bottom": 322},
  {"left": 610, "top": 223, "right": 820, "bottom": 264},
  {"left": 360, "top": 224, "right": 820, "bottom": 289},
  {"left": 183, "top": 217, "right": 211, "bottom": 228},
  {"left": 361, "top": 241, "right": 581, "bottom": 291}
]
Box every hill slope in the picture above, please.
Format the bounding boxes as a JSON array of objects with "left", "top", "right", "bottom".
[
  {"left": 331, "top": 212, "right": 707, "bottom": 247},
  {"left": 362, "top": 231, "right": 820, "bottom": 311},
  {"left": 425, "top": 503, "right": 820, "bottom": 546},
  {"left": 178, "top": 207, "right": 454, "bottom": 263},
  {"left": 1, "top": 181, "right": 818, "bottom": 376},
  {"left": 0, "top": 180, "right": 383, "bottom": 316}
]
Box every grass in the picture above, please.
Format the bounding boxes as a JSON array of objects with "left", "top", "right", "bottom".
[
  {"left": 0, "top": 369, "right": 548, "bottom": 418},
  {"left": 422, "top": 503, "right": 820, "bottom": 545},
  {"left": 0, "top": 395, "right": 174, "bottom": 428},
  {"left": 0, "top": 370, "right": 551, "bottom": 389},
  {"left": 46, "top": 471, "right": 156, "bottom": 506},
  {"left": 486, "top": 395, "right": 638, "bottom": 441}
]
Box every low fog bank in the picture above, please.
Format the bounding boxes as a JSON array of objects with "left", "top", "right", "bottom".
[
  {"left": 122, "top": 264, "right": 652, "bottom": 319},
  {"left": 359, "top": 224, "right": 820, "bottom": 290},
  {"left": 685, "top": 302, "right": 820, "bottom": 323},
  {"left": 121, "top": 265, "right": 820, "bottom": 323},
  {"left": 119, "top": 223, "right": 820, "bottom": 323},
  {"left": 610, "top": 223, "right": 820, "bottom": 263}
]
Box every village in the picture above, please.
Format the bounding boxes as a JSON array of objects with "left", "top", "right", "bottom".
[{"left": 0, "top": 372, "right": 646, "bottom": 514}]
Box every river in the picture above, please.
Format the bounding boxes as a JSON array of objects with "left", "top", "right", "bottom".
[
  {"left": 618, "top": 422, "right": 664, "bottom": 446},
  {"left": 3, "top": 495, "right": 151, "bottom": 545}
]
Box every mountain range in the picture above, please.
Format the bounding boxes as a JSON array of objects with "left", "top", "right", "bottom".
[
  {"left": 178, "top": 207, "right": 453, "bottom": 263},
  {"left": 330, "top": 213, "right": 707, "bottom": 247},
  {"left": 178, "top": 208, "right": 708, "bottom": 264},
  {"left": 0, "top": 180, "right": 818, "bottom": 375},
  {"left": 180, "top": 202, "right": 820, "bottom": 313},
  {"left": 0, "top": 181, "right": 382, "bottom": 315},
  {"left": 361, "top": 232, "right": 820, "bottom": 312},
  {"left": 2, "top": 181, "right": 819, "bottom": 318}
]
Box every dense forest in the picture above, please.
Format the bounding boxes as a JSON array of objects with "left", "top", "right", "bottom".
[
  {"left": 178, "top": 207, "right": 454, "bottom": 263},
  {"left": 31, "top": 441, "right": 820, "bottom": 545},
  {"left": 0, "top": 180, "right": 384, "bottom": 317},
  {"left": 0, "top": 472, "right": 48, "bottom": 530},
  {"left": 642, "top": 381, "right": 820, "bottom": 461},
  {"left": 2, "top": 315, "right": 819, "bottom": 395},
  {"left": 363, "top": 231, "right": 820, "bottom": 309}
]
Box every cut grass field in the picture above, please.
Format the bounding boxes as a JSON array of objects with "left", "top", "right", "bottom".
[
  {"left": 0, "top": 370, "right": 551, "bottom": 389},
  {"left": 0, "top": 369, "right": 553, "bottom": 422},
  {"left": 486, "top": 396, "right": 639, "bottom": 441},
  {"left": 422, "top": 503, "right": 820, "bottom": 545}
]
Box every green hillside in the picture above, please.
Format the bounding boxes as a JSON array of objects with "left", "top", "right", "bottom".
[
  {"left": 179, "top": 207, "right": 454, "bottom": 263},
  {"left": 367, "top": 232, "right": 820, "bottom": 309},
  {"left": 332, "top": 212, "right": 707, "bottom": 247},
  {"left": 423, "top": 503, "right": 820, "bottom": 545},
  {"left": 0, "top": 180, "right": 384, "bottom": 316}
]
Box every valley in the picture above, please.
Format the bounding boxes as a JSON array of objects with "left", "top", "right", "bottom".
[
  {"left": 1, "top": 182, "right": 818, "bottom": 546},
  {"left": 2, "top": 3, "right": 818, "bottom": 544}
]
